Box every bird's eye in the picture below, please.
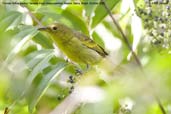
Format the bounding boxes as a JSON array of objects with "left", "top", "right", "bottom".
[{"left": 52, "top": 26, "right": 58, "bottom": 31}]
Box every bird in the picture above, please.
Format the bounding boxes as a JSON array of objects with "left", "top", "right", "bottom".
[{"left": 38, "top": 23, "right": 108, "bottom": 65}]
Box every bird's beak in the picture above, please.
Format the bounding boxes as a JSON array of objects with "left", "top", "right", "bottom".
[{"left": 38, "top": 26, "right": 48, "bottom": 31}]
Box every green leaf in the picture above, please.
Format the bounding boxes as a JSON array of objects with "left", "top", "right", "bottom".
[
  {"left": 25, "top": 49, "right": 54, "bottom": 69},
  {"left": 5, "top": 26, "right": 38, "bottom": 64},
  {"left": 28, "top": 62, "right": 67, "bottom": 113},
  {"left": 92, "top": 31, "right": 105, "bottom": 48},
  {"left": 62, "top": 9, "right": 89, "bottom": 35},
  {"left": 83, "top": 0, "right": 99, "bottom": 17},
  {"left": 0, "top": 11, "right": 22, "bottom": 31},
  {"left": 26, "top": 51, "right": 54, "bottom": 86},
  {"left": 36, "top": 6, "right": 63, "bottom": 17},
  {"left": 103, "top": 20, "right": 122, "bottom": 39},
  {"left": 91, "top": 0, "right": 120, "bottom": 28},
  {"left": 33, "top": 32, "right": 53, "bottom": 49},
  {"left": 37, "top": 6, "right": 89, "bottom": 35}
]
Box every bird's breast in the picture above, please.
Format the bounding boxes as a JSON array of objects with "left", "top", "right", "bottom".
[{"left": 55, "top": 36, "right": 102, "bottom": 64}]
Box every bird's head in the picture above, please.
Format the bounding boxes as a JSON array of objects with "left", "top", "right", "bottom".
[{"left": 38, "top": 23, "right": 72, "bottom": 35}]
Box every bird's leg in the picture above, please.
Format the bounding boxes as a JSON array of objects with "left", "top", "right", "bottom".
[
  {"left": 75, "top": 64, "right": 91, "bottom": 75},
  {"left": 64, "top": 57, "right": 83, "bottom": 75}
]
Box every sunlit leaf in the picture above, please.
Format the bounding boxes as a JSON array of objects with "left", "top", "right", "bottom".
[
  {"left": 5, "top": 26, "right": 38, "bottom": 64},
  {"left": 37, "top": 6, "right": 89, "bottom": 35},
  {"left": 0, "top": 11, "right": 22, "bottom": 31},
  {"left": 62, "top": 9, "right": 89, "bottom": 35},
  {"left": 83, "top": 0, "right": 99, "bottom": 18},
  {"left": 33, "top": 33, "right": 53, "bottom": 48},
  {"left": 91, "top": 0, "right": 120, "bottom": 28},
  {"left": 28, "top": 62, "right": 67, "bottom": 112},
  {"left": 26, "top": 51, "right": 54, "bottom": 86},
  {"left": 92, "top": 31, "right": 105, "bottom": 48},
  {"left": 25, "top": 49, "right": 54, "bottom": 69}
]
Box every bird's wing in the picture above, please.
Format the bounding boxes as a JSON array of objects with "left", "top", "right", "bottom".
[{"left": 74, "top": 31, "right": 108, "bottom": 57}]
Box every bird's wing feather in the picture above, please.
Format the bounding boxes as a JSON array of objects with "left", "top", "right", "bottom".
[{"left": 74, "top": 31, "right": 108, "bottom": 57}]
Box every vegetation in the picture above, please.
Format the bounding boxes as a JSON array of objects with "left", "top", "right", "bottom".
[{"left": 0, "top": 0, "right": 171, "bottom": 114}]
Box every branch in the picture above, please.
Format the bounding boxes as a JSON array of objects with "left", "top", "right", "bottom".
[
  {"left": 101, "top": 0, "right": 142, "bottom": 68},
  {"left": 154, "top": 95, "right": 166, "bottom": 114},
  {"left": 20, "top": 5, "right": 43, "bottom": 27}
]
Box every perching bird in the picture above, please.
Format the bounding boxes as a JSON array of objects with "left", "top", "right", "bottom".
[{"left": 38, "top": 23, "right": 108, "bottom": 65}]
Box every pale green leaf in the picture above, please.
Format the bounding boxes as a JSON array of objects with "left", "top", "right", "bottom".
[
  {"left": 91, "top": 0, "right": 120, "bottom": 28},
  {"left": 28, "top": 62, "right": 67, "bottom": 112},
  {"left": 5, "top": 26, "right": 38, "bottom": 64}
]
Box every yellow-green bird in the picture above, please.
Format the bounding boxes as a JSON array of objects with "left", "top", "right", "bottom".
[{"left": 38, "top": 23, "right": 108, "bottom": 65}]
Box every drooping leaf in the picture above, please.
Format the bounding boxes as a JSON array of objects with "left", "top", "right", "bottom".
[
  {"left": 91, "top": 0, "right": 120, "bottom": 28},
  {"left": 62, "top": 9, "right": 89, "bottom": 35},
  {"left": 28, "top": 62, "right": 67, "bottom": 112},
  {"left": 26, "top": 51, "right": 54, "bottom": 86},
  {"left": 0, "top": 11, "right": 22, "bottom": 31},
  {"left": 37, "top": 6, "right": 89, "bottom": 35},
  {"left": 25, "top": 49, "right": 54, "bottom": 69},
  {"left": 33, "top": 32, "right": 53, "bottom": 49},
  {"left": 92, "top": 31, "right": 105, "bottom": 48},
  {"left": 83, "top": 0, "right": 99, "bottom": 18},
  {"left": 5, "top": 26, "right": 38, "bottom": 64}
]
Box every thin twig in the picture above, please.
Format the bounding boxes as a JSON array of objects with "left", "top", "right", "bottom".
[
  {"left": 100, "top": 0, "right": 166, "bottom": 114},
  {"left": 101, "top": 0, "right": 142, "bottom": 68},
  {"left": 20, "top": 5, "right": 43, "bottom": 27},
  {"left": 155, "top": 95, "right": 166, "bottom": 114}
]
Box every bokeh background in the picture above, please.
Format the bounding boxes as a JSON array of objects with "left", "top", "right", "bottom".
[{"left": 0, "top": 0, "right": 171, "bottom": 114}]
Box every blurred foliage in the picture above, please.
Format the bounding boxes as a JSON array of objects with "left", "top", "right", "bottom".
[
  {"left": 136, "top": 0, "right": 171, "bottom": 51},
  {"left": 0, "top": 0, "right": 171, "bottom": 114}
]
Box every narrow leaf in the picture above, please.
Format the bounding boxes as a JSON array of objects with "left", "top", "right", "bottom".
[
  {"left": 5, "top": 26, "right": 38, "bottom": 64},
  {"left": 28, "top": 62, "right": 67, "bottom": 112},
  {"left": 91, "top": 0, "right": 120, "bottom": 28},
  {"left": 0, "top": 11, "right": 22, "bottom": 31},
  {"left": 25, "top": 49, "right": 54, "bottom": 69},
  {"left": 26, "top": 52, "right": 54, "bottom": 86}
]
